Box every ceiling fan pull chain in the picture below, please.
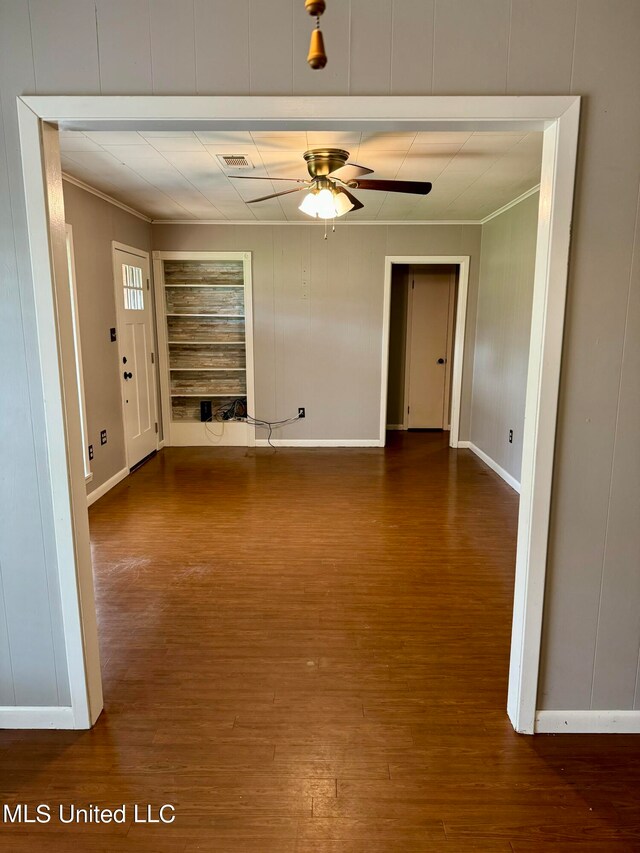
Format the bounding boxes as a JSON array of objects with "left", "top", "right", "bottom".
[{"left": 306, "top": 0, "right": 327, "bottom": 69}]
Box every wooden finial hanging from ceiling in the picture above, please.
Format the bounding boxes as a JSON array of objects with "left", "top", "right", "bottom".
[{"left": 305, "top": 0, "right": 327, "bottom": 69}]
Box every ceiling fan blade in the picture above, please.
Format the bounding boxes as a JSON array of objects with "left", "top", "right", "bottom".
[
  {"left": 338, "top": 188, "right": 365, "bottom": 211},
  {"left": 246, "top": 186, "right": 309, "bottom": 203},
  {"left": 329, "top": 163, "right": 374, "bottom": 182},
  {"left": 351, "top": 179, "right": 432, "bottom": 195},
  {"left": 229, "top": 175, "right": 309, "bottom": 183}
]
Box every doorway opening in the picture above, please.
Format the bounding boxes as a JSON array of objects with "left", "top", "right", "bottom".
[
  {"left": 385, "top": 262, "right": 463, "bottom": 441},
  {"left": 391, "top": 264, "right": 457, "bottom": 433},
  {"left": 16, "top": 95, "right": 579, "bottom": 734},
  {"left": 380, "top": 256, "right": 470, "bottom": 449}
]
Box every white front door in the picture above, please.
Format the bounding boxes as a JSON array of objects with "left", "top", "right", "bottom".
[
  {"left": 113, "top": 246, "right": 158, "bottom": 468},
  {"left": 406, "top": 267, "right": 456, "bottom": 429}
]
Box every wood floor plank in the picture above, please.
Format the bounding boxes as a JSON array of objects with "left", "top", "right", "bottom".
[{"left": 1, "top": 434, "right": 639, "bottom": 850}]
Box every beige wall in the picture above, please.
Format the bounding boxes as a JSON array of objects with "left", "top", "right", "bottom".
[
  {"left": 470, "top": 192, "right": 539, "bottom": 482},
  {"left": 152, "top": 223, "right": 481, "bottom": 442},
  {"left": 63, "top": 181, "right": 153, "bottom": 493},
  {"left": 1, "top": 1, "right": 639, "bottom": 714}
]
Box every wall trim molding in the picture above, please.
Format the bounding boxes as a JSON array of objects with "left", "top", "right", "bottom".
[
  {"left": 480, "top": 184, "right": 541, "bottom": 225},
  {"left": 62, "top": 173, "right": 151, "bottom": 223},
  {"left": 535, "top": 710, "right": 640, "bottom": 734},
  {"left": 87, "top": 467, "right": 128, "bottom": 507},
  {"left": 458, "top": 441, "right": 521, "bottom": 493},
  {"left": 0, "top": 706, "right": 76, "bottom": 730},
  {"left": 255, "top": 439, "right": 382, "bottom": 448},
  {"left": 152, "top": 219, "right": 481, "bottom": 226}
]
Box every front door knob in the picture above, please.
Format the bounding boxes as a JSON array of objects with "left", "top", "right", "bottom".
[
  {"left": 123, "top": 371, "right": 133, "bottom": 380},
  {"left": 437, "top": 358, "right": 446, "bottom": 364}
]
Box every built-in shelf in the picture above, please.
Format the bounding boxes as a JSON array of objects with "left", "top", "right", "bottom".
[
  {"left": 167, "top": 340, "right": 246, "bottom": 345},
  {"left": 170, "top": 393, "right": 247, "bottom": 398},
  {"left": 165, "top": 283, "right": 245, "bottom": 288},
  {"left": 170, "top": 367, "right": 245, "bottom": 372},
  {"left": 166, "top": 313, "right": 245, "bottom": 318},
  {"left": 158, "top": 254, "right": 252, "bottom": 432}
]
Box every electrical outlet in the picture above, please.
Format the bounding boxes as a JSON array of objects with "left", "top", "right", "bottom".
[
  {"left": 88, "top": 444, "right": 94, "bottom": 460},
  {"left": 298, "top": 407, "right": 306, "bottom": 418},
  {"left": 100, "top": 429, "right": 107, "bottom": 446},
  {"left": 508, "top": 429, "right": 513, "bottom": 444}
]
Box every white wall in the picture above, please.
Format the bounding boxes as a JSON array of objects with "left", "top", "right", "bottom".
[
  {"left": 0, "top": 0, "right": 638, "bottom": 715},
  {"left": 470, "top": 192, "right": 539, "bottom": 483}
]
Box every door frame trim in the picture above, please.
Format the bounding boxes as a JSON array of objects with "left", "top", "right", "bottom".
[
  {"left": 381, "top": 256, "right": 470, "bottom": 447},
  {"left": 16, "top": 95, "right": 580, "bottom": 734},
  {"left": 111, "top": 241, "right": 159, "bottom": 470}
]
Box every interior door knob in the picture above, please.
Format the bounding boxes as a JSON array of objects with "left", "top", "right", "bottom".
[
  {"left": 437, "top": 358, "right": 446, "bottom": 364},
  {"left": 123, "top": 371, "right": 133, "bottom": 380}
]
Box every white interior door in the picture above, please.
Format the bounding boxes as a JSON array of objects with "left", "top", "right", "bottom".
[
  {"left": 113, "top": 246, "right": 158, "bottom": 468},
  {"left": 406, "top": 267, "right": 455, "bottom": 429}
]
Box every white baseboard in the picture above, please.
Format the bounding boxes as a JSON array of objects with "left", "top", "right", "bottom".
[
  {"left": 535, "top": 710, "right": 640, "bottom": 733},
  {"left": 87, "top": 466, "right": 128, "bottom": 507},
  {"left": 158, "top": 439, "right": 165, "bottom": 450},
  {"left": 0, "top": 706, "right": 76, "bottom": 729},
  {"left": 458, "top": 441, "right": 520, "bottom": 493},
  {"left": 255, "top": 439, "right": 382, "bottom": 448},
  {"left": 386, "top": 424, "right": 404, "bottom": 430}
]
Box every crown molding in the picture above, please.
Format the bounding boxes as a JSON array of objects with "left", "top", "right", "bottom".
[
  {"left": 62, "top": 173, "right": 538, "bottom": 229},
  {"left": 61, "top": 173, "right": 152, "bottom": 223},
  {"left": 480, "top": 184, "right": 541, "bottom": 225},
  {"left": 150, "top": 219, "right": 481, "bottom": 226}
]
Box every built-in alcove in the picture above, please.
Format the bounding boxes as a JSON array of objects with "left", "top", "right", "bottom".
[{"left": 153, "top": 251, "right": 255, "bottom": 446}]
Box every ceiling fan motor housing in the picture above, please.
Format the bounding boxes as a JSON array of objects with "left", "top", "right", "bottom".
[{"left": 303, "top": 148, "right": 349, "bottom": 178}]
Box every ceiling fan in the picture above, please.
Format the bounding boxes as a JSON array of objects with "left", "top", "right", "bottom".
[{"left": 229, "top": 148, "right": 432, "bottom": 220}]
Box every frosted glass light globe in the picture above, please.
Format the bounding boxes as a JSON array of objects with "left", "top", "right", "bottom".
[
  {"left": 298, "top": 192, "right": 319, "bottom": 217},
  {"left": 315, "top": 188, "right": 337, "bottom": 219}
]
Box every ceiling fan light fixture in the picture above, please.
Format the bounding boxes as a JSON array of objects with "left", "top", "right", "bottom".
[
  {"left": 298, "top": 191, "right": 319, "bottom": 217},
  {"left": 315, "top": 187, "right": 337, "bottom": 219},
  {"left": 298, "top": 185, "right": 354, "bottom": 220},
  {"left": 333, "top": 190, "right": 355, "bottom": 217}
]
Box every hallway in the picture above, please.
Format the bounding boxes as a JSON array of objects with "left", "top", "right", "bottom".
[{"left": 1, "top": 433, "right": 639, "bottom": 851}]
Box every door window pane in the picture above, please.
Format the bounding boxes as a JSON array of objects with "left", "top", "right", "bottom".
[{"left": 123, "top": 263, "right": 144, "bottom": 310}]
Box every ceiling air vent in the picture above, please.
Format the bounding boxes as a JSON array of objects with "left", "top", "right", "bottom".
[{"left": 217, "top": 154, "right": 254, "bottom": 170}]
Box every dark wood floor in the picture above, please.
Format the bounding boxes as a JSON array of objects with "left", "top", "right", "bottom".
[{"left": 2, "top": 432, "right": 640, "bottom": 852}]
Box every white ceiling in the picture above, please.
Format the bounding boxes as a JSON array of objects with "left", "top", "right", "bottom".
[{"left": 59, "top": 129, "right": 542, "bottom": 223}]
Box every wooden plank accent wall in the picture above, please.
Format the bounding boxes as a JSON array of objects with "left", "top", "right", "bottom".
[
  {"left": 163, "top": 260, "right": 244, "bottom": 285},
  {"left": 168, "top": 343, "right": 246, "bottom": 370},
  {"left": 170, "top": 370, "right": 246, "bottom": 395},
  {"left": 166, "top": 286, "right": 245, "bottom": 315},
  {"left": 167, "top": 316, "right": 245, "bottom": 342}
]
